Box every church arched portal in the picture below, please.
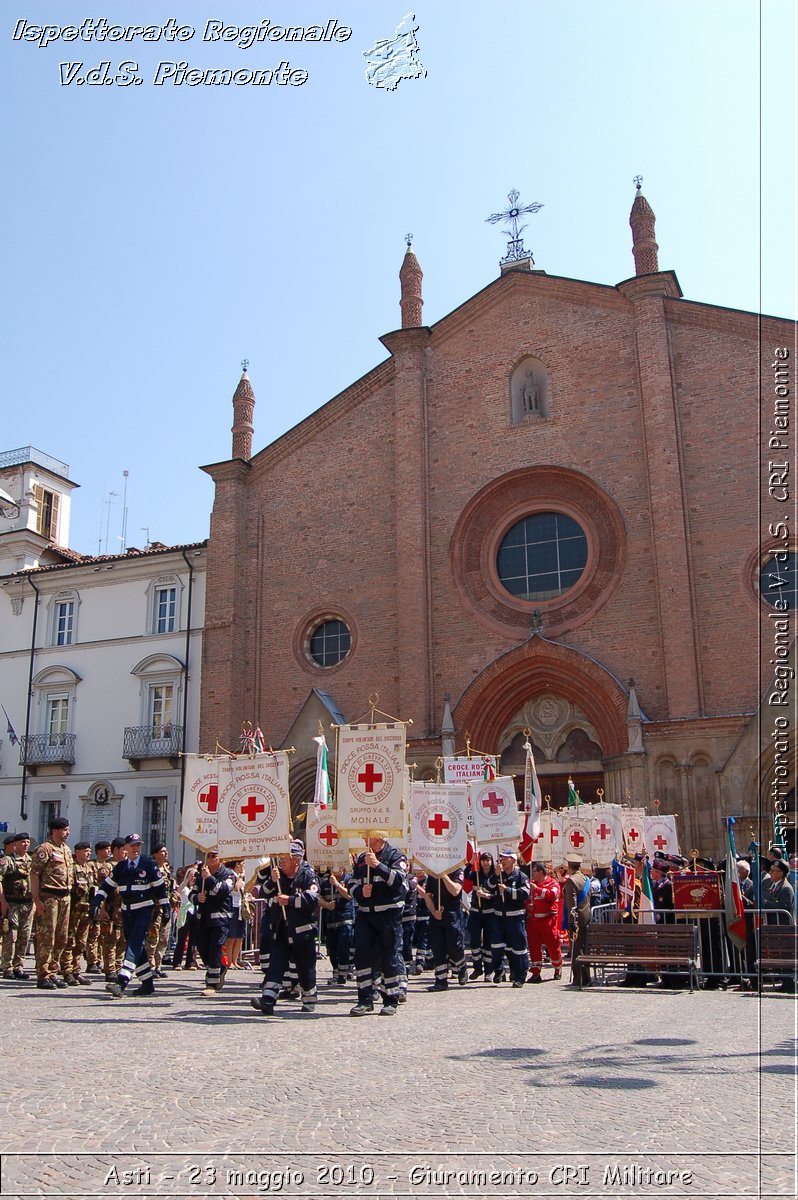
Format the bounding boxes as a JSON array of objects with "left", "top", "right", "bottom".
[{"left": 454, "top": 638, "right": 629, "bottom": 806}]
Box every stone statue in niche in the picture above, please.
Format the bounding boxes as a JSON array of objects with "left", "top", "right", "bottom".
[
  {"left": 522, "top": 369, "right": 542, "bottom": 414},
  {"left": 511, "top": 357, "right": 550, "bottom": 422}
]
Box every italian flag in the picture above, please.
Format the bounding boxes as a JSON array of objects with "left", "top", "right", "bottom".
[
  {"left": 313, "top": 734, "right": 331, "bottom": 812},
  {"left": 638, "top": 859, "right": 656, "bottom": 924},
  {"left": 519, "top": 740, "right": 542, "bottom": 864},
  {"left": 724, "top": 817, "right": 748, "bottom": 951},
  {"left": 567, "top": 777, "right": 579, "bottom": 807}
]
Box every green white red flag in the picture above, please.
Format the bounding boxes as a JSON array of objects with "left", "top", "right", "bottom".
[{"left": 724, "top": 817, "right": 748, "bottom": 951}]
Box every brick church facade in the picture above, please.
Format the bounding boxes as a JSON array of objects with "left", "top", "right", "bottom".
[{"left": 200, "top": 190, "right": 794, "bottom": 856}]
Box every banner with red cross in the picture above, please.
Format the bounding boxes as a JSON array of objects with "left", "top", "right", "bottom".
[
  {"left": 468, "top": 776, "right": 519, "bottom": 846},
  {"left": 643, "top": 814, "right": 680, "bottom": 858},
  {"left": 304, "top": 806, "right": 357, "bottom": 872},
  {"left": 335, "top": 724, "right": 405, "bottom": 836},
  {"left": 180, "top": 754, "right": 226, "bottom": 851},
  {"left": 215, "top": 752, "right": 292, "bottom": 858},
  {"left": 409, "top": 783, "right": 468, "bottom": 877},
  {"left": 589, "top": 803, "right": 624, "bottom": 866},
  {"left": 620, "top": 807, "right": 647, "bottom": 856},
  {"left": 561, "top": 811, "right": 593, "bottom": 867}
]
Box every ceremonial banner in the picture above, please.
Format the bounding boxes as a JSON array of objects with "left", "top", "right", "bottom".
[
  {"left": 305, "top": 806, "right": 355, "bottom": 872},
  {"left": 620, "top": 808, "right": 647, "bottom": 856},
  {"left": 468, "top": 776, "right": 519, "bottom": 846},
  {"left": 589, "top": 803, "right": 624, "bottom": 866},
  {"left": 643, "top": 814, "right": 680, "bottom": 857},
  {"left": 518, "top": 741, "right": 542, "bottom": 864},
  {"left": 180, "top": 754, "right": 224, "bottom": 851},
  {"left": 529, "top": 809, "right": 553, "bottom": 864},
  {"left": 561, "top": 810, "right": 593, "bottom": 865},
  {"left": 312, "top": 734, "right": 331, "bottom": 812},
  {"left": 671, "top": 872, "right": 723, "bottom": 912},
  {"left": 443, "top": 755, "right": 496, "bottom": 785},
  {"left": 216, "top": 752, "right": 292, "bottom": 858},
  {"left": 336, "top": 724, "right": 405, "bottom": 835},
  {"left": 409, "top": 783, "right": 468, "bottom": 877}
]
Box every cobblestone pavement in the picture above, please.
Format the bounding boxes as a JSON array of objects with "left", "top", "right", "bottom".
[{"left": 0, "top": 958, "right": 794, "bottom": 1199}]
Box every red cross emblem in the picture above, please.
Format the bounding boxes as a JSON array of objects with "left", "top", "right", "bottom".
[
  {"left": 596, "top": 823, "right": 611, "bottom": 841},
  {"left": 653, "top": 834, "right": 668, "bottom": 851},
  {"left": 318, "top": 824, "right": 338, "bottom": 847},
  {"left": 551, "top": 826, "right": 560, "bottom": 838},
  {"left": 240, "top": 796, "right": 265, "bottom": 823},
  {"left": 627, "top": 826, "right": 640, "bottom": 842},
  {"left": 481, "top": 791, "right": 504, "bottom": 815},
  {"left": 428, "top": 813, "right": 450, "bottom": 837},
  {"left": 358, "top": 763, "right": 383, "bottom": 793},
  {"left": 569, "top": 829, "right": 586, "bottom": 849},
  {"left": 198, "top": 785, "right": 219, "bottom": 813}
]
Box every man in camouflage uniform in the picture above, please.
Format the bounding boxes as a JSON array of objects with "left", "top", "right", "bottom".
[
  {"left": 30, "top": 815, "right": 74, "bottom": 990},
  {"left": 0, "top": 832, "right": 35, "bottom": 979},
  {"left": 146, "top": 844, "right": 177, "bottom": 976},
  {"left": 85, "top": 840, "right": 111, "bottom": 973},
  {"left": 61, "top": 841, "right": 94, "bottom": 985},
  {"left": 97, "top": 838, "right": 126, "bottom": 981}
]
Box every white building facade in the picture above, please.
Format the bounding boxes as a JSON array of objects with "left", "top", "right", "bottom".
[{"left": 0, "top": 448, "right": 206, "bottom": 861}]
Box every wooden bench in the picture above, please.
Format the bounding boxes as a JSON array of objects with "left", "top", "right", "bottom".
[
  {"left": 756, "top": 925, "right": 797, "bottom": 987},
  {"left": 580, "top": 924, "right": 699, "bottom": 992}
]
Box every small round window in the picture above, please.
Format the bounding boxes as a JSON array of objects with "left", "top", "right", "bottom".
[
  {"left": 308, "top": 619, "right": 352, "bottom": 667},
  {"left": 759, "top": 551, "right": 797, "bottom": 612},
  {"left": 497, "top": 512, "right": 588, "bottom": 601}
]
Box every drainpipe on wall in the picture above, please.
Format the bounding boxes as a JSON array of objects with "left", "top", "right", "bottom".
[
  {"left": 20, "top": 574, "right": 40, "bottom": 821},
  {"left": 179, "top": 548, "right": 196, "bottom": 818}
]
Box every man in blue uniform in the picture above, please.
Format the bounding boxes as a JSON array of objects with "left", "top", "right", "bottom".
[
  {"left": 420, "top": 868, "right": 468, "bottom": 992},
  {"left": 250, "top": 840, "right": 320, "bottom": 1015},
  {"left": 349, "top": 831, "right": 408, "bottom": 1016},
  {"left": 92, "top": 833, "right": 169, "bottom": 998},
  {"left": 191, "top": 849, "right": 235, "bottom": 996},
  {"left": 491, "top": 848, "right": 530, "bottom": 987},
  {"left": 319, "top": 867, "right": 355, "bottom": 985}
]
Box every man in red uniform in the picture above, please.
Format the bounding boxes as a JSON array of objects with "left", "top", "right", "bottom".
[{"left": 526, "top": 861, "right": 563, "bottom": 983}]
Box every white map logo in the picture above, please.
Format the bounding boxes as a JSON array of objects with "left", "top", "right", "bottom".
[{"left": 363, "top": 12, "right": 426, "bottom": 91}]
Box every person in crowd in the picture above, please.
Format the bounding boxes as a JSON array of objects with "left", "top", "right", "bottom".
[
  {"left": 491, "top": 849, "right": 530, "bottom": 988},
  {"left": 348, "top": 831, "right": 408, "bottom": 1016},
  {"left": 85, "top": 840, "right": 111, "bottom": 974},
  {"left": 190, "top": 849, "right": 235, "bottom": 996},
  {"left": 419, "top": 868, "right": 467, "bottom": 992},
  {"left": 526, "top": 861, "right": 563, "bottom": 983},
  {"left": 61, "top": 841, "right": 94, "bottom": 984},
  {"left": 319, "top": 865, "right": 355, "bottom": 985},
  {"left": 562, "top": 853, "right": 591, "bottom": 989},
  {"left": 172, "top": 865, "right": 199, "bottom": 970},
  {"left": 224, "top": 859, "right": 247, "bottom": 968},
  {"left": 98, "top": 838, "right": 127, "bottom": 982},
  {"left": 92, "top": 833, "right": 169, "bottom": 998},
  {"left": 250, "top": 840, "right": 319, "bottom": 1015},
  {"left": 146, "top": 844, "right": 177, "bottom": 977},
  {"left": 464, "top": 851, "right": 495, "bottom": 980},
  {"left": 0, "top": 832, "right": 34, "bottom": 981},
  {"left": 30, "top": 816, "right": 74, "bottom": 991},
  {"left": 412, "top": 867, "right": 432, "bottom": 974}
]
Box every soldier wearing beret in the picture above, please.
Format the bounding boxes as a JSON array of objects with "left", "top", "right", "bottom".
[
  {"left": 61, "top": 841, "right": 94, "bottom": 984},
  {"left": 98, "top": 838, "right": 127, "bottom": 980},
  {"left": 85, "top": 840, "right": 111, "bottom": 974},
  {"left": 1, "top": 832, "right": 34, "bottom": 980},
  {"left": 30, "top": 816, "right": 74, "bottom": 990}
]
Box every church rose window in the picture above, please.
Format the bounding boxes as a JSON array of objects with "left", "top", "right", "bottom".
[
  {"left": 759, "top": 550, "right": 797, "bottom": 612},
  {"left": 308, "top": 619, "right": 351, "bottom": 667},
  {"left": 497, "top": 512, "right": 588, "bottom": 601}
]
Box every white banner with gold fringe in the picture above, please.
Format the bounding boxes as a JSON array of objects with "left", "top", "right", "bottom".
[
  {"left": 409, "top": 783, "right": 469, "bottom": 877},
  {"left": 468, "top": 776, "right": 519, "bottom": 846},
  {"left": 180, "top": 754, "right": 224, "bottom": 851},
  {"left": 335, "top": 723, "right": 405, "bottom": 835},
  {"left": 215, "top": 752, "right": 292, "bottom": 858},
  {"left": 305, "top": 805, "right": 357, "bottom": 872}
]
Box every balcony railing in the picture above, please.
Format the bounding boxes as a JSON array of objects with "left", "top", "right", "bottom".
[
  {"left": 123, "top": 724, "right": 183, "bottom": 763},
  {"left": 19, "top": 733, "right": 76, "bottom": 767}
]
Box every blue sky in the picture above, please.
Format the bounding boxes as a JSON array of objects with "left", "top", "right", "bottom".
[{"left": 2, "top": 1, "right": 795, "bottom": 556}]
